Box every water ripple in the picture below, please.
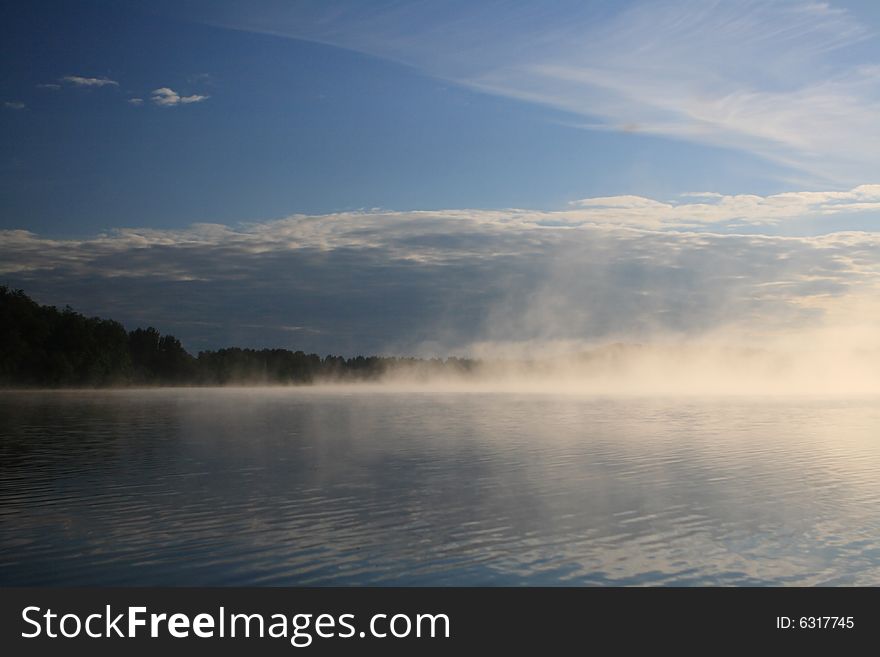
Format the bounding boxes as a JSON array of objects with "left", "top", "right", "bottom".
[{"left": 2, "top": 390, "right": 880, "bottom": 585}]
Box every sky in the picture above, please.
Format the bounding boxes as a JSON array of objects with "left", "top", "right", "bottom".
[{"left": 3, "top": 0, "right": 880, "bottom": 356}]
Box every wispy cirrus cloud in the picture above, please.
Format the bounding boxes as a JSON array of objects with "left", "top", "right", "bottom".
[
  {"left": 3, "top": 101, "right": 25, "bottom": 110},
  {"left": 194, "top": 0, "right": 880, "bottom": 186},
  {"left": 60, "top": 75, "right": 119, "bottom": 87},
  {"left": 151, "top": 87, "right": 209, "bottom": 107}
]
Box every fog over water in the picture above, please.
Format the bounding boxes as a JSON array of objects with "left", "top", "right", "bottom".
[{"left": 379, "top": 336, "right": 880, "bottom": 397}]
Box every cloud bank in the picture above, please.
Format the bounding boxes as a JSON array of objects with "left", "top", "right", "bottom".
[{"left": 2, "top": 186, "right": 879, "bottom": 361}]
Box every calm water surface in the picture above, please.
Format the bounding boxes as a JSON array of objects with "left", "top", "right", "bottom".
[{"left": 2, "top": 388, "right": 879, "bottom": 585}]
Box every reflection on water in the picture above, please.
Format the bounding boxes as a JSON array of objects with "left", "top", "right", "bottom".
[{"left": 1, "top": 388, "right": 879, "bottom": 585}]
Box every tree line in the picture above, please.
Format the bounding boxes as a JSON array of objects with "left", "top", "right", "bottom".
[{"left": 0, "top": 286, "right": 478, "bottom": 387}]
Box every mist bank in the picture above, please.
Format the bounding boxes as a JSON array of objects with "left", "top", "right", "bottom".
[
  {"left": 379, "top": 341, "right": 880, "bottom": 396},
  {"left": 3, "top": 286, "right": 878, "bottom": 395}
]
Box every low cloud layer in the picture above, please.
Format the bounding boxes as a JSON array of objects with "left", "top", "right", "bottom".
[{"left": 3, "top": 187, "right": 879, "bottom": 358}]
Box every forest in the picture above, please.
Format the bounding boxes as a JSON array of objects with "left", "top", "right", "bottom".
[{"left": 0, "top": 286, "right": 479, "bottom": 387}]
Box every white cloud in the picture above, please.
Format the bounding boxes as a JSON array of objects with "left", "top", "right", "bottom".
[
  {"left": 128, "top": 98, "right": 144, "bottom": 106},
  {"left": 151, "top": 87, "right": 209, "bottom": 107},
  {"left": 680, "top": 192, "right": 724, "bottom": 199},
  {"left": 3, "top": 101, "right": 25, "bottom": 110},
  {"left": 3, "top": 186, "right": 878, "bottom": 275},
  {"left": 61, "top": 75, "right": 119, "bottom": 87},
  {"left": 566, "top": 184, "right": 880, "bottom": 227},
  {"left": 457, "top": 1, "right": 880, "bottom": 185},
  {"left": 36, "top": 83, "right": 61, "bottom": 90}
]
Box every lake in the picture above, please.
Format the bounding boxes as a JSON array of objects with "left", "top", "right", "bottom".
[{"left": 2, "top": 388, "right": 879, "bottom": 585}]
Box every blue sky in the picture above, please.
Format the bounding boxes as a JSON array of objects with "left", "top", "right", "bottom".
[{"left": 3, "top": 0, "right": 880, "bottom": 354}]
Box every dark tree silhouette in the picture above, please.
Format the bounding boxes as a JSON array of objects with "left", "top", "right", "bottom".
[{"left": 0, "top": 287, "right": 479, "bottom": 387}]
